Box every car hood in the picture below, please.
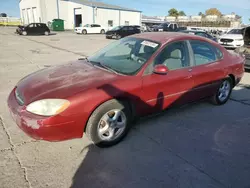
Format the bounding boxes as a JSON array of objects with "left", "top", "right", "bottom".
[
  {"left": 220, "top": 34, "right": 243, "bottom": 39},
  {"left": 18, "top": 25, "right": 25, "bottom": 29},
  {"left": 16, "top": 61, "right": 121, "bottom": 105}
]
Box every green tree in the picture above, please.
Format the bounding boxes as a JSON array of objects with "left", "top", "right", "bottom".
[
  {"left": 168, "top": 8, "right": 179, "bottom": 17},
  {"left": 178, "top": 11, "right": 186, "bottom": 16},
  {"left": 205, "top": 8, "right": 222, "bottom": 16},
  {"left": 198, "top": 12, "right": 205, "bottom": 18},
  {"left": 0, "top": 13, "right": 7, "bottom": 17}
]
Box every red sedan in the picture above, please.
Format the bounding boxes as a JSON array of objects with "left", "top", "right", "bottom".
[{"left": 8, "top": 32, "right": 245, "bottom": 147}]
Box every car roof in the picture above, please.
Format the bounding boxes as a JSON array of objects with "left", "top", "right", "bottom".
[
  {"left": 132, "top": 32, "right": 211, "bottom": 44},
  {"left": 182, "top": 30, "right": 205, "bottom": 33}
]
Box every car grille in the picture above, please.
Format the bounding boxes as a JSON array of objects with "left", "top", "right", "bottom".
[
  {"left": 220, "top": 38, "right": 233, "bottom": 43},
  {"left": 15, "top": 88, "right": 24, "bottom": 106}
]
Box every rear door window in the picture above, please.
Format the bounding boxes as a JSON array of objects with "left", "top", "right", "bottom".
[
  {"left": 190, "top": 40, "right": 218, "bottom": 65},
  {"left": 36, "top": 23, "right": 42, "bottom": 28}
]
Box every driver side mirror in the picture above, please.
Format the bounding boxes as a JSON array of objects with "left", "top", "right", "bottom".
[{"left": 153, "top": 65, "right": 169, "bottom": 75}]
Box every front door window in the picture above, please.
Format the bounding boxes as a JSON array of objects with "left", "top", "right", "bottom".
[{"left": 154, "top": 41, "right": 190, "bottom": 70}]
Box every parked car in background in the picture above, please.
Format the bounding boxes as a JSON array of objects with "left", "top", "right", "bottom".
[
  {"left": 75, "top": 24, "right": 106, "bottom": 34},
  {"left": 16, "top": 23, "right": 50, "bottom": 36},
  {"left": 154, "top": 22, "right": 186, "bottom": 32},
  {"left": 218, "top": 28, "right": 244, "bottom": 49},
  {"left": 8, "top": 32, "right": 244, "bottom": 147},
  {"left": 235, "top": 26, "right": 250, "bottom": 70},
  {"left": 179, "top": 30, "right": 217, "bottom": 42},
  {"left": 105, "top": 25, "right": 141, "bottom": 39}
]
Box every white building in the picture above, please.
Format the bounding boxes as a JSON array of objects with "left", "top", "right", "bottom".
[
  {"left": 165, "top": 16, "right": 176, "bottom": 22},
  {"left": 177, "top": 16, "right": 189, "bottom": 22},
  {"left": 19, "top": 0, "right": 142, "bottom": 30}
]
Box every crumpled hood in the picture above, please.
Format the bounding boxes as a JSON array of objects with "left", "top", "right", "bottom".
[
  {"left": 16, "top": 61, "right": 120, "bottom": 105},
  {"left": 220, "top": 34, "right": 243, "bottom": 40}
]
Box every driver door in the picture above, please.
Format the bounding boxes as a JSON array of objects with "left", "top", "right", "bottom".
[
  {"left": 140, "top": 41, "right": 195, "bottom": 115},
  {"left": 88, "top": 24, "right": 96, "bottom": 34},
  {"left": 26, "top": 23, "right": 36, "bottom": 34}
]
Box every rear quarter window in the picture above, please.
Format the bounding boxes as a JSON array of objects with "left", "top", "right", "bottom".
[
  {"left": 214, "top": 47, "right": 223, "bottom": 60},
  {"left": 190, "top": 40, "right": 218, "bottom": 65}
]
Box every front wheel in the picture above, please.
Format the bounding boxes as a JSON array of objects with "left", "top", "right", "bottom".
[
  {"left": 22, "top": 31, "right": 27, "bottom": 36},
  {"left": 211, "top": 78, "right": 232, "bottom": 105},
  {"left": 44, "top": 31, "right": 50, "bottom": 36},
  {"left": 116, "top": 34, "right": 121, "bottom": 39},
  {"left": 82, "top": 30, "right": 87, "bottom": 35},
  {"left": 85, "top": 100, "right": 131, "bottom": 147}
]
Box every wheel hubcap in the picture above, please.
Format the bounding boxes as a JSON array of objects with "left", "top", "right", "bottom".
[
  {"left": 218, "top": 80, "right": 230, "bottom": 101},
  {"left": 97, "top": 110, "right": 126, "bottom": 141}
]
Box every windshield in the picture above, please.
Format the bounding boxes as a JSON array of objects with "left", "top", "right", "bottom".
[
  {"left": 111, "top": 26, "right": 122, "bottom": 31},
  {"left": 228, "top": 29, "right": 242, "bottom": 34},
  {"left": 88, "top": 37, "right": 160, "bottom": 75}
]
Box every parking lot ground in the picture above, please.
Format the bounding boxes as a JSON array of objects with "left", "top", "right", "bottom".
[{"left": 1, "top": 27, "right": 250, "bottom": 188}]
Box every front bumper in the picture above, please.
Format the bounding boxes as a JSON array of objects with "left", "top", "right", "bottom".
[
  {"left": 75, "top": 29, "right": 82, "bottom": 34},
  {"left": 106, "top": 34, "right": 116, "bottom": 39},
  {"left": 219, "top": 40, "right": 244, "bottom": 48},
  {"left": 7, "top": 88, "right": 84, "bottom": 141}
]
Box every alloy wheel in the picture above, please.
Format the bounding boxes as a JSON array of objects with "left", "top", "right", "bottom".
[
  {"left": 218, "top": 80, "right": 231, "bottom": 102},
  {"left": 97, "top": 109, "right": 127, "bottom": 141}
]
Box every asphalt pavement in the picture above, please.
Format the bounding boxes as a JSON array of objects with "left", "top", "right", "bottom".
[{"left": 1, "top": 27, "right": 250, "bottom": 188}]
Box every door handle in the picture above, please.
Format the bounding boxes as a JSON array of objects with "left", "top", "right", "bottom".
[{"left": 188, "top": 68, "right": 192, "bottom": 72}]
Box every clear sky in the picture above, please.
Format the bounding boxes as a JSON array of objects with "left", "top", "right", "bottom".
[{"left": 0, "top": 0, "right": 249, "bottom": 23}]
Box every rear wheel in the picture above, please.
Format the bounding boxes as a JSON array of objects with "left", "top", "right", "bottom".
[
  {"left": 211, "top": 78, "right": 232, "bottom": 105},
  {"left": 22, "top": 31, "right": 27, "bottom": 36},
  {"left": 101, "top": 29, "right": 105, "bottom": 34},
  {"left": 82, "top": 30, "right": 87, "bottom": 35},
  {"left": 85, "top": 99, "right": 131, "bottom": 147}
]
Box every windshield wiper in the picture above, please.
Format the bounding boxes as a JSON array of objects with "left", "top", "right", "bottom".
[
  {"left": 79, "top": 57, "right": 121, "bottom": 75},
  {"left": 91, "top": 61, "right": 120, "bottom": 74}
]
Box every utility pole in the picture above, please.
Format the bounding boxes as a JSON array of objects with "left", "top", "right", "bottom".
[{"left": 56, "top": 0, "right": 60, "bottom": 19}]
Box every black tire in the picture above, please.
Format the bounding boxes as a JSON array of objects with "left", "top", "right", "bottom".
[
  {"left": 44, "top": 31, "right": 50, "bottom": 36},
  {"left": 101, "top": 29, "right": 105, "bottom": 34},
  {"left": 82, "top": 29, "right": 87, "bottom": 35},
  {"left": 22, "top": 31, "right": 27, "bottom": 36},
  {"left": 85, "top": 99, "right": 131, "bottom": 147},
  {"left": 116, "top": 34, "right": 121, "bottom": 39},
  {"left": 211, "top": 78, "right": 232, "bottom": 105}
]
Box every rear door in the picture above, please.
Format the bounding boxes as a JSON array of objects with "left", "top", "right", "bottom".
[
  {"left": 128, "top": 26, "right": 136, "bottom": 35},
  {"left": 92, "top": 24, "right": 101, "bottom": 33},
  {"left": 188, "top": 40, "right": 225, "bottom": 99},
  {"left": 120, "top": 26, "right": 129, "bottom": 37},
  {"left": 35, "top": 23, "right": 44, "bottom": 34}
]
